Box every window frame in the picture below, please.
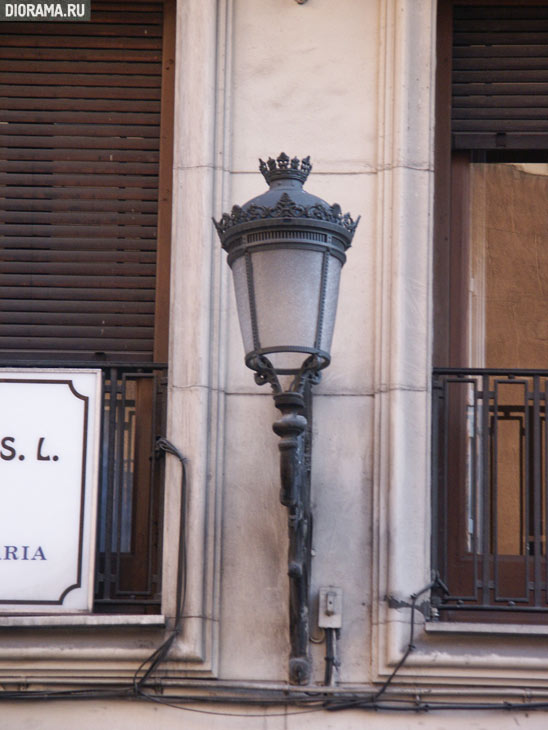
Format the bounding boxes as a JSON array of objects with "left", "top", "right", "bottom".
[
  {"left": 372, "top": 0, "right": 548, "bottom": 691},
  {"left": 432, "top": 0, "right": 548, "bottom": 623},
  {"left": 0, "top": 0, "right": 223, "bottom": 683},
  {"left": 0, "top": 0, "right": 175, "bottom": 613}
]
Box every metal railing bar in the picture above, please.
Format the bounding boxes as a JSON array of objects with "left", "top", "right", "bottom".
[
  {"left": 545, "top": 380, "right": 548, "bottom": 603},
  {"left": 481, "top": 372, "right": 490, "bottom": 607},
  {"left": 442, "top": 377, "right": 450, "bottom": 580},
  {"left": 145, "top": 372, "right": 158, "bottom": 598},
  {"left": 112, "top": 373, "right": 128, "bottom": 597},
  {"left": 435, "top": 367, "right": 548, "bottom": 376},
  {"left": 102, "top": 367, "right": 119, "bottom": 602},
  {"left": 0, "top": 360, "right": 167, "bottom": 370},
  {"left": 438, "top": 604, "right": 548, "bottom": 613},
  {"left": 472, "top": 378, "right": 479, "bottom": 601},
  {"left": 493, "top": 378, "right": 499, "bottom": 601},
  {"left": 92, "top": 598, "right": 161, "bottom": 606},
  {"left": 430, "top": 374, "right": 441, "bottom": 578},
  {"left": 533, "top": 376, "right": 542, "bottom": 604}
]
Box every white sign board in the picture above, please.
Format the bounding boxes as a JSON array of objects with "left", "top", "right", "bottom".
[{"left": 0, "top": 370, "right": 101, "bottom": 612}]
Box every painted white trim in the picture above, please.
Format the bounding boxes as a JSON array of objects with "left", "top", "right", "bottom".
[
  {"left": 0, "top": 615, "right": 167, "bottom": 628},
  {"left": 425, "top": 622, "right": 548, "bottom": 636},
  {"left": 371, "top": 0, "right": 436, "bottom": 683}
]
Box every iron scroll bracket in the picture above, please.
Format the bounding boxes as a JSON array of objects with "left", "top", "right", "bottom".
[{"left": 252, "top": 355, "right": 318, "bottom": 685}]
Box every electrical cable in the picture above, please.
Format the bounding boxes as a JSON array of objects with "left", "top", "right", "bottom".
[
  {"left": 4, "top": 682, "right": 548, "bottom": 716},
  {"left": 135, "top": 692, "right": 327, "bottom": 718},
  {"left": 132, "top": 437, "right": 188, "bottom": 697},
  {"left": 372, "top": 576, "right": 444, "bottom": 702},
  {"left": 324, "top": 628, "right": 338, "bottom": 686},
  {"left": 2, "top": 488, "right": 548, "bottom": 719},
  {"left": 325, "top": 574, "right": 448, "bottom": 711}
]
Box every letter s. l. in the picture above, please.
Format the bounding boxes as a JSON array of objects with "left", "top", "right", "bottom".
[
  {"left": 0, "top": 437, "right": 16, "bottom": 461},
  {"left": 37, "top": 437, "right": 50, "bottom": 461}
]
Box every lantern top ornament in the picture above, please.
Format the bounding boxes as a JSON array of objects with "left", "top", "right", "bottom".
[
  {"left": 259, "top": 152, "right": 312, "bottom": 185},
  {"left": 213, "top": 153, "right": 360, "bottom": 240}
]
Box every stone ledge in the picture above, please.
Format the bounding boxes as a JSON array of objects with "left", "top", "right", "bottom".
[
  {"left": 425, "top": 621, "right": 548, "bottom": 636},
  {"left": 0, "top": 614, "right": 166, "bottom": 629}
]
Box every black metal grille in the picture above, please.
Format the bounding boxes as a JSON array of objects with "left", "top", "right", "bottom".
[
  {"left": 432, "top": 368, "right": 548, "bottom": 617},
  {"left": 0, "top": 361, "right": 167, "bottom": 613},
  {"left": 94, "top": 363, "right": 167, "bottom": 613}
]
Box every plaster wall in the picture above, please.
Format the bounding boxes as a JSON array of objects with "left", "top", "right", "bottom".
[
  {"left": 219, "top": 0, "right": 379, "bottom": 684},
  {"left": 0, "top": 701, "right": 545, "bottom": 730}
]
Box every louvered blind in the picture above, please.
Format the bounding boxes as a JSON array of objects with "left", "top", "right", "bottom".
[
  {"left": 452, "top": 4, "right": 548, "bottom": 149},
  {"left": 0, "top": 1, "right": 164, "bottom": 361}
]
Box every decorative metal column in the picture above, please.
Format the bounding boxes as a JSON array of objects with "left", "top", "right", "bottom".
[{"left": 214, "top": 153, "right": 359, "bottom": 684}]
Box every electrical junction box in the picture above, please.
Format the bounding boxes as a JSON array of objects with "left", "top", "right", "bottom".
[{"left": 318, "top": 586, "right": 343, "bottom": 629}]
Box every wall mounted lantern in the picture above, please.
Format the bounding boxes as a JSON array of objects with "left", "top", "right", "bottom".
[{"left": 214, "top": 153, "right": 359, "bottom": 685}]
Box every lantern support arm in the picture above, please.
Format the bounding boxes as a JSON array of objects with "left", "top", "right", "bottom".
[
  {"left": 250, "top": 355, "right": 320, "bottom": 685},
  {"left": 249, "top": 353, "right": 321, "bottom": 395}
]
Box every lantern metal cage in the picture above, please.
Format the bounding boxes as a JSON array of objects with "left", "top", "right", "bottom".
[{"left": 214, "top": 153, "right": 359, "bottom": 685}]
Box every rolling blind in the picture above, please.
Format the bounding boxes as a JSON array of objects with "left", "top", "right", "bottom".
[
  {"left": 452, "top": 4, "right": 548, "bottom": 149},
  {"left": 0, "top": 1, "right": 165, "bottom": 361}
]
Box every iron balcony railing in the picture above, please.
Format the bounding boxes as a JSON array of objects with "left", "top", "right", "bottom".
[
  {"left": 1, "top": 361, "right": 167, "bottom": 614},
  {"left": 432, "top": 368, "right": 548, "bottom": 619}
]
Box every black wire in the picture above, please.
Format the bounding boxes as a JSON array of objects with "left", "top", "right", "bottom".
[
  {"left": 1, "top": 494, "right": 548, "bottom": 718},
  {"left": 132, "top": 437, "right": 188, "bottom": 696},
  {"left": 4, "top": 684, "right": 548, "bottom": 716},
  {"left": 373, "top": 581, "right": 428, "bottom": 699},
  {"left": 136, "top": 691, "right": 327, "bottom": 718},
  {"left": 325, "top": 575, "right": 448, "bottom": 712},
  {"left": 1, "top": 682, "right": 548, "bottom": 710},
  {"left": 324, "top": 628, "right": 337, "bottom": 686}
]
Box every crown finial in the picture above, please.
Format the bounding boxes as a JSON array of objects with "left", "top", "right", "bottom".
[{"left": 259, "top": 153, "right": 312, "bottom": 185}]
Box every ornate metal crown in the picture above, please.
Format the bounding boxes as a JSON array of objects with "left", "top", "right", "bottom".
[
  {"left": 259, "top": 152, "right": 312, "bottom": 184},
  {"left": 214, "top": 193, "right": 360, "bottom": 240},
  {"left": 213, "top": 153, "right": 360, "bottom": 243}
]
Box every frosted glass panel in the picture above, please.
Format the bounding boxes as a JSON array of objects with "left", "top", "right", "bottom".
[
  {"left": 251, "top": 248, "right": 323, "bottom": 352},
  {"left": 267, "top": 350, "right": 313, "bottom": 373},
  {"left": 318, "top": 257, "right": 342, "bottom": 353},
  {"left": 231, "top": 256, "right": 255, "bottom": 355}
]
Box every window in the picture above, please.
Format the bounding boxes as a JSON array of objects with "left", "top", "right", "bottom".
[
  {"left": 0, "top": 0, "right": 174, "bottom": 613},
  {"left": 432, "top": 1, "right": 548, "bottom": 620}
]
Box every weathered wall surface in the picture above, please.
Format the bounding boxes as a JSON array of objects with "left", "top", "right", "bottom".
[
  {"left": 0, "top": 701, "right": 546, "bottom": 730},
  {"left": 220, "top": 0, "right": 378, "bottom": 685}
]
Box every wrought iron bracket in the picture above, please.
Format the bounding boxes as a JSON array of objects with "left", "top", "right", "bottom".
[
  {"left": 273, "top": 389, "right": 312, "bottom": 684},
  {"left": 252, "top": 355, "right": 318, "bottom": 684},
  {"left": 249, "top": 353, "right": 321, "bottom": 395}
]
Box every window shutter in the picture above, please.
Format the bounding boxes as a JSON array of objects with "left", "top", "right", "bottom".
[
  {"left": 0, "top": 1, "right": 168, "bottom": 361},
  {"left": 452, "top": 4, "right": 548, "bottom": 149}
]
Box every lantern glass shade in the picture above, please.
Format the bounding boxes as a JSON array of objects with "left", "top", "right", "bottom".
[{"left": 230, "top": 245, "right": 343, "bottom": 374}]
